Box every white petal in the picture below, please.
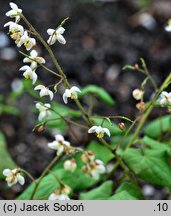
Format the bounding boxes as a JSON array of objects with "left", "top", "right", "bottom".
[
  {"left": 165, "top": 25, "right": 171, "bottom": 32},
  {"left": 56, "top": 27, "right": 65, "bottom": 35},
  {"left": 63, "top": 93, "right": 68, "bottom": 104},
  {"left": 47, "top": 29, "right": 55, "bottom": 35},
  {"left": 57, "top": 146, "right": 64, "bottom": 155},
  {"left": 3, "top": 169, "right": 11, "bottom": 177},
  {"left": 88, "top": 126, "right": 98, "bottom": 134},
  {"left": 47, "top": 35, "right": 56, "bottom": 45},
  {"left": 6, "top": 10, "right": 17, "bottom": 17},
  {"left": 55, "top": 134, "right": 64, "bottom": 142},
  {"left": 23, "top": 57, "right": 31, "bottom": 63},
  {"left": 57, "top": 34, "right": 66, "bottom": 44},
  {"left": 10, "top": 2, "right": 18, "bottom": 10},
  {"left": 71, "top": 86, "right": 81, "bottom": 93},
  {"left": 48, "top": 193, "right": 59, "bottom": 200},
  {"left": 63, "top": 141, "right": 70, "bottom": 147},
  {"left": 97, "top": 165, "right": 106, "bottom": 174},
  {"left": 30, "top": 50, "right": 38, "bottom": 58},
  {"left": 38, "top": 111, "right": 46, "bottom": 121},
  {"left": 44, "top": 103, "right": 51, "bottom": 109},
  {"left": 161, "top": 91, "right": 169, "bottom": 98},
  {"left": 58, "top": 194, "right": 70, "bottom": 200},
  {"left": 40, "top": 89, "right": 48, "bottom": 97},
  {"left": 17, "top": 174, "right": 25, "bottom": 185},
  {"left": 19, "top": 65, "right": 31, "bottom": 72},
  {"left": 48, "top": 141, "right": 59, "bottom": 150},
  {"left": 36, "top": 103, "right": 43, "bottom": 111},
  {"left": 103, "top": 128, "right": 110, "bottom": 137},
  {"left": 34, "top": 85, "right": 45, "bottom": 91},
  {"left": 31, "top": 72, "right": 38, "bottom": 84},
  {"left": 48, "top": 90, "right": 54, "bottom": 101}
]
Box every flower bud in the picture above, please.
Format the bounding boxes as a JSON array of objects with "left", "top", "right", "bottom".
[
  {"left": 118, "top": 122, "right": 126, "bottom": 130},
  {"left": 36, "top": 124, "right": 45, "bottom": 133},
  {"left": 64, "top": 159, "right": 77, "bottom": 172},
  {"left": 61, "top": 184, "right": 72, "bottom": 195},
  {"left": 81, "top": 150, "right": 95, "bottom": 163},
  {"left": 136, "top": 101, "right": 146, "bottom": 111},
  {"left": 134, "top": 64, "right": 139, "bottom": 70},
  {"left": 132, "top": 89, "right": 144, "bottom": 100}
]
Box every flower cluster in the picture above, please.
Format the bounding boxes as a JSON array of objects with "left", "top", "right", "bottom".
[{"left": 81, "top": 151, "right": 106, "bottom": 179}]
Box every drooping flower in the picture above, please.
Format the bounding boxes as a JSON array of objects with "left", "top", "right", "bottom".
[
  {"left": 159, "top": 91, "right": 171, "bottom": 106},
  {"left": 4, "top": 21, "right": 24, "bottom": 44},
  {"left": 47, "top": 27, "right": 66, "bottom": 45},
  {"left": 63, "top": 86, "right": 81, "bottom": 104},
  {"left": 64, "top": 159, "right": 77, "bottom": 172},
  {"left": 132, "top": 89, "right": 144, "bottom": 100},
  {"left": 35, "top": 103, "right": 51, "bottom": 121},
  {"left": 34, "top": 85, "right": 54, "bottom": 101},
  {"left": 48, "top": 193, "right": 70, "bottom": 200},
  {"left": 19, "top": 65, "right": 37, "bottom": 84},
  {"left": 89, "top": 160, "right": 106, "bottom": 179},
  {"left": 17, "top": 31, "right": 36, "bottom": 51},
  {"left": 88, "top": 126, "right": 110, "bottom": 138},
  {"left": 3, "top": 168, "right": 25, "bottom": 187},
  {"left": 23, "top": 50, "right": 45, "bottom": 69},
  {"left": 48, "top": 134, "right": 71, "bottom": 156},
  {"left": 165, "top": 19, "right": 171, "bottom": 32},
  {"left": 82, "top": 159, "right": 106, "bottom": 180},
  {"left": 6, "top": 2, "right": 22, "bottom": 22},
  {"left": 81, "top": 151, "right": 95, "bottom": 163}
]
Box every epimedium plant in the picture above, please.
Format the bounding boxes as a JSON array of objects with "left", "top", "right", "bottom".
[{"left": 2, "top": 2, "right": 171, "bottom": 200}]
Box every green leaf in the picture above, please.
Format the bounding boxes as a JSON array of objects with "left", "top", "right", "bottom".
[
  {"left": 144, "top": 115, "right": 171, "bottom": 139},
  {"left": 79, "top": 181, "right": 113, "bottom": 200},
  {"left": 124, "top": 148, "right": 171, "bottom": 187},
  {"left": 143, "top": 136, "right": 171, "bottom": 152},
  {"left": 79, "top": 85, "right": 115, "bottom": 105},
  {"left": 109, "top": 182, "right": 143, "bottom": 200},
  {"left": 87, "top": 141, "right": 114, "bottom": 163},
  {"left": 0, "top": 132, "right": 17, "bottom": 179},
  {"left": 0, "top": 104, "right": 20, "bottom": 116}
]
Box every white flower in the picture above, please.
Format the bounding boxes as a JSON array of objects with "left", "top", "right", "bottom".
[
  {"left": 34, "top": 85, "right": 54, "bottom": 101},
  {"left": 23, "top": 50, "right": 45, "bottom": 69},
  {"left": 165, "top": 19, "right": 171, "bottom": 32},
  {"left": 47, "top": 27, "right": 66, "bottom": 45},
  {"left": 35, "top": 103, "right": 51, "bottom": 121},
  {"left": 19, "top": 65, "right": 37, "bottom": 84},
  {"left": 159, "top": 91, "right": 171, "bottom": 106},
  {"left": 48, "top": 134, "right": 70, "bottom": 156},
  {"left": 64, "top": 159, "right": 77, "bottom": 172},
  {"left": 132, "top": 89, "right": 144, "bottom": 100},
  {"left": 6, "top": 2, "right": 22, "bottom": 22},
  {"left": 17, "top": 31, "right": 36, "bottom": 51},
  {"left": 3, "top": 168, "right": 25, "bottom": 187},
  {"left": 88, "top": 126, "right": 110, "bottom": 138},
  {"left": 63, "top": 86, "right": 81, "bottom": 104},
  {"left": 90, "top": 160, "right": 106, "bottom": 180},
  {"left": 4, "top": 21, "right": 24, "bottom": 44},
  {"left": 48, "top": 193, "right": 70, "bottom": 200}
]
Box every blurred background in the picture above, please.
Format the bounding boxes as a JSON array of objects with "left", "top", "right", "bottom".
[{"left": 0, "top": 0, "right": 171, "bottom": 199}]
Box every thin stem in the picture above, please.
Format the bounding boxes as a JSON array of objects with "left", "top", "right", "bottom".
[
  {"left": 91, "top": 115, "right": 134, "bottom": 123},
  {"left": 20, "top": 169, "right": 35, "bottom": 182},
  {"left": 30, "top": 155, "right": 60, "bottom": 200}
]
